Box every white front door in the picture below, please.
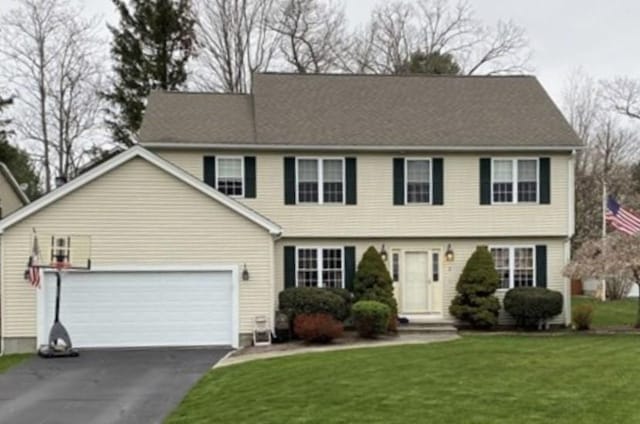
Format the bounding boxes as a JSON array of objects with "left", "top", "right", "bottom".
[{"left": 403, "top": 252, "right": 430, "bottom": 313}]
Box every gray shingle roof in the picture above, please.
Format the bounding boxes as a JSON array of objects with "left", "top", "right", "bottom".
[{"left": 139, "top": 73, "right": 582, "bottom": 149}]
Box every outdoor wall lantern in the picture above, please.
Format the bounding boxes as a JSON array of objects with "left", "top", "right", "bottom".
[
  {"left": 445, "top": 244, "right": 455, "bottom": 262},
  {"left": 242, "top": 263, "right": 250, "bottom": 281},
  {"left": 380, "top": 244, "right": 388, "bottom": 262}
]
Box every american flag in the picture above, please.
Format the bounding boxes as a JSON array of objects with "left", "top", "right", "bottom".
[
  {"left": 606, "top": 196, "right": 640, "bottom": 236},
  {"left": 26, "top": 231, "right": 43, "bottom": 288}
]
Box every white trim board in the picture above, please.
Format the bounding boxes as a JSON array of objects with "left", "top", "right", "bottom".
[{"left": 0, "top": 146, "right": 282, "bottom": 236}]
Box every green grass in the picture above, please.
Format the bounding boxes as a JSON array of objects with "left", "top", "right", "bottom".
[
  {"left": 572, "top": 296, "right": 639, "bottom": 327},
  {"left": 0, "top": 354, "right": 30, "bottom": 373},
  {"left": 166, "top": 335, "right": 640, "bottom": 424}
]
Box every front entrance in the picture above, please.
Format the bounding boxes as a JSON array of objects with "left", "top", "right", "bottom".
[{"left": 401, "top": 250, "right": 442, "bottom": 315}]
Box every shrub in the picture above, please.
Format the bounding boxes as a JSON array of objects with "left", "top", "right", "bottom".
[
  {"left": 449, "top": 246, "right": 501, "bottom": 328},
  {"left": 352, "top": 300, "right": 390, "bottom": 338},
  {"left": 326, "top": 287, "right": 354, "bottom": 311},
  {"left": 294, "top": 313, "right": 344, "bottom": 343},
  {"left": 606, "top": 277, "right": 633, "bottom": 300},
  {"left": 572, "top": 303, "right": 594, "bottom": 331},
  {"left": 279, "top": 287, "right": 348, "bottom": 322},
  {"left": 353, "top": 246, "right": 398, "bottom": 330},
  {"left": 503, "top": 287, "right": 564, "bottom": 329}
]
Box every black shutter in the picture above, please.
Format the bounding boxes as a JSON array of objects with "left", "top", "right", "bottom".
[
  {"left": 344, "top": 246, "right": 356, "bottom": 291},
  {"left": 479, "top": 158, "right": 491, "bottom": 205},
  {"left": 203, "top": 156, "right": 216, "bottom": 188},
  {"left": 284, "top": 246, "right": 296, "bottom": 288},
  {"left": 244, "top": 156, "right": 256, "bottom": 198},
  {"left": 345, "top": 157, "right": 357, "bottom": 205},
  {"left": 284, "top": 157, "right": 296, "bottom": 205},
  {"left": 539, "top": 157, "right": 550, "bottom": 204},
  {"left": 432, "top": 158, "right": 443, "bottom": 205},
  {"left": 536, "top": 245, "right": 547, "bottom": 288},
  {"left": 393, "top": 158, "right": 405, "bottom": 205}
]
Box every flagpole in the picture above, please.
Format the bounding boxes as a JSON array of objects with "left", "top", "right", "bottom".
[{"left": 601, "top": 179, "right": 607, "bottom": 302}]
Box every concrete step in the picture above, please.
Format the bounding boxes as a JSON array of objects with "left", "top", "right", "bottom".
[{"left": 397, "top": 324, "right": 458, "bottom": 334}]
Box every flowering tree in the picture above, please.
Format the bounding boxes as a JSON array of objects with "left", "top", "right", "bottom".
[{"left": 564, "top": 234, "right": 640, "bottom": 327}]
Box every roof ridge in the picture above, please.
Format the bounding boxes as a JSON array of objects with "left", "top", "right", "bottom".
[
  {"left": 150, "top": 89, "right": 251, "bottom": 96},
  {"left": 255, "top": 72, "right": 536, "bottom": 79}
]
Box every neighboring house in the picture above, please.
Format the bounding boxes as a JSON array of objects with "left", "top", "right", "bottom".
[
  {"left": 0, "top": 162, "right": 29, "bottom": 217},
  {"left": 0, "top": 73, "right": 580, "bottom": 354}
]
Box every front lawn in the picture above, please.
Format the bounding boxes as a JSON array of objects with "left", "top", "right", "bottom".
[
  {"left": 0, "top": 354, "right": 30, "bottom": 373},
  {"left": 166, "top": 335, "right": 640, "bottom": 424},
  {"left": 572, "top": 296, "right": 638, "bottom": 327}
]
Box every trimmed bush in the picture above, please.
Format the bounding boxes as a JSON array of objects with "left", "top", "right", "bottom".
[
  {"left": 503, "top": 287, "right": 564, "bottom": 329},
  {"left": 279, "top": 287, "right": 348, "bottom": 322},
  {"left": 353, "top": 246, "right": 398, "bottom": 330},
  {"left": 352, "top": 300, "right": 390, "bottom": 338},
  {"left": 326, "top": 287, "right": 354, "bottom": 311},
  {"left": 294, "top": 313, "right": 344, "bottom": 343},
  {"left": 572, "top": 303, "right": 594, "bottom": 331},
  {"left": 449, "top": 246, "right": 501, "bottom": 328}
]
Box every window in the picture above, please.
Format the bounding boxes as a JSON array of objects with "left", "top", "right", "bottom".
[
  {"left": 296, "top": 247, "right": 344, "bottom": 288},
  {"left": 492, "top": 159, "right": 538, "bottom": 204},
  {"left": 216, "top": 157, "right": 243, "bottom": 196},
  {"left": 432, "top": 252, "right": 439, "bottom": 282},
  {"left": 297, "top": 158, "right": 344, "bottom": 204},
  {"left": 406, "top": 159, "right": 431, "bottom": 203},
  {"left": 392, "top": 252, "right": 399, "bottom": 282},
  {"left": 490, "top": 246, "right": 535, "bottom": 289}
]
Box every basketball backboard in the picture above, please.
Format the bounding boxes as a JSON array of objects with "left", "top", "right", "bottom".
[{"left": 33, "top": 233, "right": 92, "bottom": 270}]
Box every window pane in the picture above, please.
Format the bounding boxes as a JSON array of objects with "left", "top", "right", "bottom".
[
  {"left": 297, "top": 249, "right": 318, "bottom": 287},
  {"left": 392, "top": 253, "right": 399, "bottom": 282},
  {"left": 298, "top": 160, "right": 319, "bottom": 203},
  {"left": 321, "top": 248, "right": 343, "bottom": 288},
  {"left": 491, "top": 247, "right": 511, "bottom": 289},
  {"left": 432, "top": 252, "right": 439, "bottom": 282},
  {"left": 514, "top": 247, "right": 534, "bottom": 287},
  {"left": 517, "top": 160, "right": 537, "bottom": 202},
  {"left": 323, "top": 160, "right": 343, "bottom": 203},
  {"left": 406, "top": 160, "right": 430, "bottom": 203},
  {"left": 492, "top": 160, "right": 513, "bottom": 203},
  {"left": 217, "top": 158, "right": 243, "bottom": 196}
]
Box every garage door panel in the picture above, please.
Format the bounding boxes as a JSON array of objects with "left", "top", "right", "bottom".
[{"left": 41, "top": 270, "right": 234, "bottom": 348}]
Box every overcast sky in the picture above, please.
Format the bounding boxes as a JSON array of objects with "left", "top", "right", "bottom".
[{"left": 9, "top": 0, "right": 640, "bottom": 107}]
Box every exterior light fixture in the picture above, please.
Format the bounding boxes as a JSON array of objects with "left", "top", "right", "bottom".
[
  {"left": 380, "top": 244, "right": 388, "bottom": 262},
  {"left": 242, "top": 263, "right": 250, "bottom": 281},
  {"left": 445, "top": 244, "right": 455, "bottom": 262}
]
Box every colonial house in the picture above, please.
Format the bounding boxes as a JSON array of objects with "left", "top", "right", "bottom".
[{"left": 0, "top": 73, "right": 580, "bottom": 353}]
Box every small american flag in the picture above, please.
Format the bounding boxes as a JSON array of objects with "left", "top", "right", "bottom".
[
  {"left": 27, "top": 231, "right": 43, "bottom": 288},
  {"left": 606, "top": 196, "right": 640, "bottom": 236}
]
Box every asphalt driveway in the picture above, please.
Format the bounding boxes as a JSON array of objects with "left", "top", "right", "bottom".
[{"left": 0, "top": 347, "right": 230, "bottom": 424}]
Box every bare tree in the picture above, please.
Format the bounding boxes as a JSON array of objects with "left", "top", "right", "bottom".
[
  {"left": 603, "top": 76, "right": 640, "bottom": 120},
  {"left": 271, "top": 0, "right": 350, "bottom": 73},
  {"left": 348, "top": 0, "right": 531, "bottom": 75},
  {"left": 194, "top": 0, "right": 280, "bottom": 92},
  {"left": 0, "top": 0, "right": 105, "bottom": 190}
]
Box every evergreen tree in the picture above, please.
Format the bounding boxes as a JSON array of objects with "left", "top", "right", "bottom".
[
  {"left": 449, "top": 246, "right": 501, "bottom": 328},
  {"left": 399, "top": 50, "right": 461, "bottom": 75},
  {"left": 0, "top": 94, "right": 12, "bottom": 144},
  {"left": 104, "top": 0, "right": 196, "bottom": 146},
  {"left": 353, "top": 246, "right": 398, "bottom": 328}
]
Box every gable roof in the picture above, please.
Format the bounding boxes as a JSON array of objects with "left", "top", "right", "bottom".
[
  {"left": 140, "top": 73, "right": 582, "bottom": 151},
  {"left": 0, "top": 162, "right": 30, "bottom": 205},
  {"left": 0, "top": 146, "right": 281, "bottom": 235},
  {"left": 139, "top": 91, "right": 255, "bottom": 145}
]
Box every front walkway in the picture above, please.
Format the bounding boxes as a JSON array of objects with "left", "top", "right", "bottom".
[{"left": 216, "top": 333, "right": 459, "bottom": 368}]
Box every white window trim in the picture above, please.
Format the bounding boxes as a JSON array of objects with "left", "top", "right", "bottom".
[
  {"left": 295, "top": 246, "right": 345, "bottom": 288},
  {"left": 490, "top": 158, "right": 539, "bottom": 205},
  {"left": 295, "top": 157, "right": 346, "bottom": 205},
  {"left": 404, "top": 157, "right": 433, "bottom": 205},
  {"left": 215, "top": 155, "right": 244, "bottom": 198},
  {"left": 489, "top": 245, "right": 536, "bottom": 290}
]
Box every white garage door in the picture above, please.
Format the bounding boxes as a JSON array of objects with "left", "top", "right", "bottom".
[{"left": 39, "top": 270, "right": 235, "bottom": 348}]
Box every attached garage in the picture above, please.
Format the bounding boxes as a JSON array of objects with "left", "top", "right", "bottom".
[
  {"left": 0, "top": 146, "right": 281, "bottom": 354},
  {"left": 39, "top": 268, "right": 238, "bottom": 348}
]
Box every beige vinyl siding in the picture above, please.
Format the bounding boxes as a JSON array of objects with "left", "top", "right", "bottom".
[
  {"left": 156, "top": 150, "right": 572, "bottom": 238},
  {"left": 1, "top": 158, "right": 273, "bottom": 338},
  {"left": 273, "top": 238, "right": 570, "bottom": 325},
  {"left": 0, "top": 173, "right": 26, "bottom": 217}
]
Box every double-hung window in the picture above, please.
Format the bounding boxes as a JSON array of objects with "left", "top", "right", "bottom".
[
  {"left": 490, "top": 246, "right": 535, "bottom": 289},
  {"left": 406, "top": 159, "right": 431, "bottom": 204},
  {"left": 492, "top": 159, "right": 538, "bottom": 204},
  {"left": 296, "top": 247, "right": 344, "bottom": 288},
  {"left": 297, "top": 158, "right": 344, "bottom": 204},
  {"left": 216, "top": 157, "right": 244, "bottom": 197}
]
